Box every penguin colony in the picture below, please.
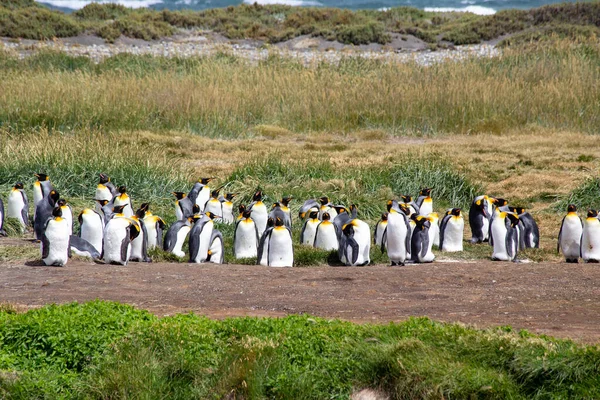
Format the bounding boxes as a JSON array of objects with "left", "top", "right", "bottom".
[{"left": 0, "top": 174, "right": 598, "bottom": 267}]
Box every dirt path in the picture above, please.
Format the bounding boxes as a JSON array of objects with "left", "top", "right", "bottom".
[{"left": 2, "top": 244, "right": 599, "bottom": 343}]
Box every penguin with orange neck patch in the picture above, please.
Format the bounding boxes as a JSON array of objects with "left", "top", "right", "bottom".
[
  {"left": 265, "top": 217, "right": 293, "bottom": 267},
  {"left": 41, "top": 207, "right": 70, "bottom": 267},
  {"left": 113, "top": 186, "right": 133, "bottom": 218},
  {"left": 557, "top": 204, "right": 583, "bottom": 263},
  {"left": 250, "top": 190, "right": 268, "bottom": 237},
  {"left": 416, "top": 188, "right": 433, "bottom": 217}
]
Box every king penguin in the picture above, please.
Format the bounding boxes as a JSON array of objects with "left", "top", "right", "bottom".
[
  {"left": 102, "top": 205, "right": 140, "bottom": 265},
  {"left": 339, "top": 218, "right": 371, "bottom": 266},
  {"left": 69, "top": 235, "right": 101, "bottom": 260},
  {"left": 490, "top": 211, "right": 520, "bottom": 262},
  {"left": 557, "top": 204, "right": 583, "bottom": 263},
  {"left": 206, "top": 229, "right": 224, "bottom": 264},
  {"left": 280, "top": 196, "right": 293, "bottom": 227},
  {"left": 257, "top": 217, "right": 275, "bottom": 266},
  {"left": 509, "top": 207, "right": 540, "bottom": 249},
  {"left": 220, "top": 193, "right": 236, "bottom": 224},
  {"left": 581, "top": 210, "right": 600, "bottom": 263},
  {"left": 96, "top": 173, "right": 118, "bottom": 204},
  {"left": 79, "top": 208, "right": 104, "bottom": 255},
  {"left": 189, "top": 212, "right": 219, "bottom": 264},
  {"left": 300, "top": 211, "right": 320, "bottom": 246},
  {"left": 374, "top": 212, "right": 388, "bottom": 249},
  {"left": 314, "top": 212, "right": 339, "bottom": 251},
  {"left": 129, "top": 208, "right": 151, "bottom": 262},
  {"left": 318, "top": 196, "right": 338, "bottom": 220},
  {"left": 410, "top": 215, "right": 435, "bottom": 263},
  {"left": 113, "top": 186, "right": 133, "bottom": 218},
  {"left": 234, "top": 208, "right": 259, "bottom": 259},
  {"left": 204, "top": 189, "right": 223, "bottom": 222},
  {"left": 164, "top": 216, "right": 195, "bottom": 258},
  {"left": 269, "top": 202, "right": 290, "bottom": 228},
  {"left": 383, "top": 200, "right": 411, "bottom": 266},
  {"left": 416, "top": 188, "right": 433, "bottom": 217},
  {"left": 469, "top": 195, "right": 490, "bottom": 244},
  {"left": 401, "top": 195, "right": 419, "bottom": 216},
  {"left": 188, "top": 178, "right": 213, "bottom": 211},
  {"left": 33, "top": 173, "right": 53, "bottom": 219},
  {"left": 57, "top": 199, "right": 73, "bottom": 235},
  {"left": 143, "top": 210, "right": 166, "bottom": 250},
  {"left": 34, "top": 190, "right": 60, "bottom": 241},
  {"left": 173, "top": 192, "right": 194, "bottom": 221},
  {"left": 7, "top": 182, "right": 29, "bottom": 229},
  {"left": 41, "top": 206, "right": 70, "bottom": 267},
  {"left": 265, "top": 217, "right": 293, "bottom": 267},
  {"left": 250, "top": 190, "right": 268, "bottom": 237},
  {"left": 439, "top": 208, "right": 464, "bottom": 252},
  {"left": 298, "top": 199, "right": 319, "bottom": 220}
]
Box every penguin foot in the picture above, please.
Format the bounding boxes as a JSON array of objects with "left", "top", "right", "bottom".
[
  {"left": 565, "top": 258, "right": 579, "bottom": 263},
  {"left": 585, "top": 259, "right": 600, "bottom": 263}
]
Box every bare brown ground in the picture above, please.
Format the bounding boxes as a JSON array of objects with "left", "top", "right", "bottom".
[{"left": 2, "top": 239, "right": 600, "bottom": 343}]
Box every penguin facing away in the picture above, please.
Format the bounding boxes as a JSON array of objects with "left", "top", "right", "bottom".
[
  {"left": 41, "top": 207, "right": 70, "bottom": 267},
  {"left": 299, "top": 199, "right": 319, "bottom": 220},
  {"left": 280, "top": 196, "right": 293, "bottom": 227},
  {"left": 7, "top": 182, "right": 29, "bottom": 228},
  {"left": 78, "top": 208, "right": 104, "bottom": 255},
  {"left": 96, "top": 199, "right": 114, "bottom": 225},
  {"left": 34, "top": 190, "right": 60, "bottom": 241},
  {"left": 234, "top": 208, "right": 259, "bottom": 259},
  {"left": 266, "top": 217, "right": 293, "bottom": 267},
  {"left": 469, "top": 195, "right": 490, "bottom": 244},
  {"left": 581, "top": 210, "right": 600, "bottom": 263},
  {"left": 269, "top": 202, "right": 290, "bottom": 229},
  {"left": 300, "top": 211, "right": 320, "bottom": 246},
  {"left": 557, "top": 204, "right": 583, "bottom": 263},
  {"left": 439, "top": 208, "right": 464, "bottom": 252},
  {"left": 509, "top": 206, "right": 540, "bottom": 249}
]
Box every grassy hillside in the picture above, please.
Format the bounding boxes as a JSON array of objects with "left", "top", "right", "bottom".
[
  {"left": 0, "top": 301, "right": 599, "bottom": 399},
  {"left": 1, "top": 0, "right": 600, "bottom": 45}
]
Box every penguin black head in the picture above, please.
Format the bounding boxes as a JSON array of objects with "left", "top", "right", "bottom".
[
  {"left": 205, "top": 211, "right": 220, "bottom": 220},
  {"left": 419, "top": 188, "right": 431, "bottom": 197},
  {"left": 49, "top": 190, "right": 60, "bottom": 204},
  {"left": 190, "top": 215, "right": 202, "bottom": 224},
  {"left": 52, "top": 206, "right": 63, "bottom": 218},
  {"left": 401, "top": 195, "right": 412, "bottom": 204},
  {"left": 172, "top": 192, "right": 186, "bottom": 200},
  {"left": 266, "top": 217, "right": 275, "bottom": 228},
  {"left": 140, "top": 203, "right": 150, "bottom": 212},
  {"left": 399, "top": 203, "right": 411, "bottom": 216},
  {"left": 242, "top": 209, "right": 252, "bottom": 219},
  {"left": 135, "top": 208, "right": 146, "bottom": 219},
  {"left": 381, "top": 213, "right": 388, "bottom": 221},
  {"left": 334, "top": 205, "right": 348, "bottom": 215},
  {"left": 199, "top": 178, "right": 213, "bottom": 185},
  {"left": 275, "top": 217, "right": 284, "bottom": 227},
  {"left": 238, "top": 204, "right": 246, "bottom": 214},
  {"left": 414, "top": 216, "right": 430, "bottom": 229},
  {"left": 192, "top": 204, "right": 201, "bottom": 214},
  {"left": 14, "top": 182, "right": 24, "bottom": 190},
  {"left": 96, "top": 199, "right": 109, "bottom": 207},
  {"left": 509, "top": 206, "right": 525, "bottom": 215},
  {"left": 211, "top": 188, "right": 220, "bottom": 198},
  {"left": 35, "top": 173, "right": 49, "bottom": 181},
  {"left": 386, "top": 200, "right": 394, "bottom": 212},
  {"left": 319, "top": 196, "right": 330, "bottom": 205},
  {"left": 587, "top": 209, "right": 598, "bottom": 218},
  {"left": 322, "top": 212, "right": 331, "bottom": 221},
  {"left": 129, "top": 223, "right": 140, "bottom": 241},
  {"left": 309, "top": 211, "right": 319, "bottom": 219},
  {"left": 57, "top": 199, "right": 67, "bottom": 207},
  {"left": 342, "top": 223, "right": 354, "bottom": 237},
  {"left": 99, "top": 173, "right": 110, "bottom": 184},
  {"left": 113, "top": 205, "right": 127, "bottom": 214},
  {"left": 225, "top": 193, "right": 236, "bottom": 201},
  {"left": 493, "top": 198, "right": 508, "bottom": 207},
  {"left": 118, "top": 186, "right": 127, "bottom": 194},
  {"left": 281, "top": 196, "right": 293, "bottom": 206},
  {"left": 451, "top": 208, "right": 461, "bottom": 217},
  {"left": 567, "top": 204, "right": 577, "bottom": 213},
  {"left": 506, "top": 212, "right": 520, "bottom": 227},
  {"left": 253, "top": 190, "right": 263, "bottom": 202}
]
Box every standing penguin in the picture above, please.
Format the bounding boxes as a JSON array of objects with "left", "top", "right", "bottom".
[
  {"left": 439, "top": 208, "right": 464, "bottom": 252},
  {"left": 411, "top": 216, "right": 435, "bottom": 263},
  {"left": 7, "top": 182, "right": 29, "bottom": 229},
  {"left": 102, "top": 206, "right": 140, "bottom": 265},
  {"left": 173, "top": 192, "right": 194, "bottom": 221},
  {"left": 269, "top": 202, "right": 290, "bottom": 229},
  {"left": 33, "top": 173, "right": 53, "bottom": 218},
  {"left": 581, "top": 210, "right": 600, "bottom": 263},
  {"left": 314, "top": 213, "right": 339, "bottom": 251},
  {"left": 204, "top": 189, "right": 223, "bottom": 221},
  {"left": 189, "top": 212, "right": 219, "bottom": 264},
  {"left": 401, "top": 195, "right": 419, "bottom": 216},
  {"left": 383, "top": 201, "right": 411, "bottom": 266},
  {"left": 416, "top": 188, "right": 433, "bottom": 217},
  {"left": 163, "top": 216, "right": 194, "bottom": 258},
  {"left": 0, "top": 197, "right": 5, "bottom": 236},
  {"left": 96, "top": 173, "right": 118, "bottom": 203},
  {"left": 257, "top": 217, "right": 275, "bottom": 266},
  {"left": 188, "top": 178, "right": 213, "bottom": 211},
  {"left": 207, "top": 230, "right": 224, "bottom": 264},
  {"left": 79, "top": 208, "right": 104, "bottom": 255},
  {"left": 143, "top": 212, "right": 166, "bottom": 250},
  {"left": 469, "top": 195, "right": 490, "bottom": 244},
  {"left": 236, "top": 204, "right": 247, "bottom": 222},
  {"left": 113, "top": 186, "right": 133, "bottom": 218},
  {"left": 374, "top": 213, "right": 388, "bottom": 249},
  {"left": 57, "top": 199, "right": 73, "bottom": 235},
  {"left": 318, "top": 196, "right": 338, "bottom": 220},
  {"left": 220, "top": 193, "right": 236, "bottom": 224},
  {"left": 557, "top": 204, "right": 583, "bottom": 263},
  {"left": 41, "top": 207, "right": 70, "bottom": 267},
  {"left": 300, "top": 211, "right": 320, "bottom": 246},
  {"left": 234, "top": 208, "right": 259, "bottom": 259},
  {"left": 490, "top": 211, "right": 520, "bottom": 262},
  {"left": 129, "top": 208, "right": 151, "bottom": 262},
  {"left": 34, "top": 190, "right": 60, "bottom": 241},
  {"left": 265, "top": 217, "right": 293, "bottom": 267},
  {"left": 339, "top": 218, "right": 371, "bottom": 266},
  {"left": 96, "top": 199, "right": 114, "bottom": 224},
  {"left": 280, "top": 196, "right": 293, "bottom": 227},
  {"left": 510, "top": 207, "right": 540, "bottom": 249},
  {"left": 250, "top": 190, "right": 268, "bottom": 237}
]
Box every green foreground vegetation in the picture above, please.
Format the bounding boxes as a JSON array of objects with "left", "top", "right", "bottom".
[
  {"left": 1, "top": 0, "right": 600, "bottom": 45},
  {"left": 0, "top": 301, "right": 599, "bottom": 399}
]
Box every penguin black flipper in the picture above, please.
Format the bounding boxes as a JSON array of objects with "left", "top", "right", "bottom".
[
  {"left": 208, "top": 230, "right": 224, "bottom": 264},
  {"left": 380, "top": 227, "right": 387, "bottom": 254},
  {"left": 439, "top": 214, "right": 451, "bottom": 250},
  {"left": 404, "top": 216, "right": 412, "bottom": 256},
  {"left": 189, "top": 218, "right": 210, "bottom": 262},
  {"left": 140, "top": 220, "right": 151, "bottom": 262},
  {"left": 156, "top": 219, "right": 166, "bottom": 249},
  {"left": 420, "top": 230, "right": 430, "bottom": 260},
  {"left": 41, "top": 231, "right": 51, "bottom": 259},
  {"left": 557, "top": 216, "right": 566, "bottom": 254},
  {"left": 0, "top": 198, "right": 6, "bottom": 236},
  {"left": 69, "top": 235, "right": 101, "bottom": 259},
  {"left": 21, "top": 192, "right": 30, "bottom": 227},
  {"left": 121, "top": 228, "right": 131, "bottom": 263},
  {"left": 313, "top": 223, "right": 321, "bottom": 248},
  {"left": 258, "top": 228, "right": 273, "bottom": 265},
  {"left": 506, "top": 227, "right": 518, "bottom": 261},
  {"left": 346, "top": 237, "right": 359, "bottom": 265}
]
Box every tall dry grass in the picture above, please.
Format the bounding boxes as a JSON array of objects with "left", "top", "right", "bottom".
[{"left": 0, "top": 40, "right": 599, "bottom": 137}]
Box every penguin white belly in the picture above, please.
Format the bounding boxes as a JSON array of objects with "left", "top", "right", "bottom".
[
  {"left": 61, "top": 206, "right": 73, "bottom": 235},
  {"left": 172, "top": 226, "right": 191, "bottom": 258},
  {"left": 560, "top": 217, "right": 583, "bottom": 260},
  {"left": 114, "top": 197, "right": 133, "bottom": 218},
  {"left": 7, "top": 191, "right": 26, "bottom": 227},
  {"left": 482, "top": 217, "right": 490, "bottom": 241},
  {"left": 205, "top": 200, "right": 223, "bottom": 221},
  {"left": 95, "top": 185, "right": 112, "bottom": 202},
  {"left": 268, "top": 227, "right": 293, "bottom": 267},
  {"left": 222, "top": 203, "right": 234, "bottom": 224},
  {"left": 319, "top": 206, "right": 337, "bottom": 220},
  {"left": 42, "top": 219, "right": 69, "bottom": 266},
  {"left": 375, "top": 222, "right": 387, "bottom": 247},
  {"left": 419, "top": 200, "right": 433, "bottom": 216},
  {"left": 352, "top": 220, "right": 371, "bottom": 265},
  {"left": 175, "top": 203, "right": 184, "bottom": 221},
  {"left": 196, "top": 188, "right": 210, "bottom": 211},
  {"left": 130, "top": 226, "right": 145, "bottom": 261},
  {"left": 314, "top": 223, "right": 338, "bottom": 251},
  {"left": 234, "top": 221, "right": 258, "bottom": 259},
  {"left": 144, "top": 221, "right": 159, "bottom": 250},
  {"left": 103, "top": 217, "right": 131, "bottom": 265},
  {"left": 420, "top": 235, "right": 435, "bottom": 262},
  {"left": 301, "top": 220, "right": 319, "bottom": 246},
  {"left": 192, "top": 223, "right": 214, "bottom": 263},
  {"left": 429, "top": 221, "right": 440, "bottom": 248},
  {"left": 491, "top": 220, "right": 510, "bottom": 261},
  {"left": 80, "top": 217, "right": 104, "bottom": 254},
  {"left": 33, "top": 183, "right": 43, "bottom": 211},
  {"left": 251, "top": 204, "right": 268, "bottom": 237},
  {"left": 386, "top": 213, "right": 408, "bottom": 264},
  {"left": 582, "top": 220, "right": 600, "bottom": 262},
  {"left": 442, "top": 219, "right": 464, "bottom": 252},
  {"left": 258, "top": 237, "right": 269, "bottom": 266}
]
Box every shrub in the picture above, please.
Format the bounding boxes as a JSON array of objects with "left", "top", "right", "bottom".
[
  {"left": 0, "top": 7, "right": 82, "bottom": 39},
  {"left": 73, "top": 2, "right": 130, "bottom": 20}
]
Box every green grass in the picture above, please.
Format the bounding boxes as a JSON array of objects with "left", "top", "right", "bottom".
[
  {"left": 0, "top": 301, "right": 599, "bottom": 399},
  {"left": 555, "top": 177, "right": 600, "bottom": 212}
]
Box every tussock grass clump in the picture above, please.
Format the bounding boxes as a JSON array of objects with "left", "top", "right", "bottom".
[
  {"left": 555, "top": 177, "right": 600, "bottom": 212},
  {"left": 0, "top": 6, "right": 82, "bottom": 39},
  {"left": 0, "top": 301, "right": 599, "bottom": 399}
]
